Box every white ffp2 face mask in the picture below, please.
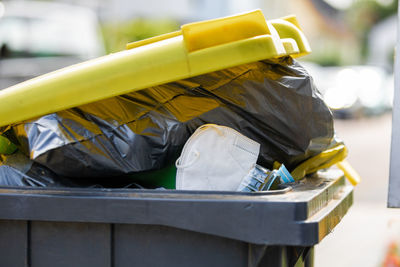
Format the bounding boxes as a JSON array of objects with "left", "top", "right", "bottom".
[{"left": 175, "top": 124, "right": 260, "bottom": 191}]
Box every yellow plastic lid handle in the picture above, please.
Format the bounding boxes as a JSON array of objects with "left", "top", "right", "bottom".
[{"left": 181, "top": 10, "right": 270, "bottom": 52}]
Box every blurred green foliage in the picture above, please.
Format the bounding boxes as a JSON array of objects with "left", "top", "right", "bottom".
[
  {"left": 346, "top": 0, "right": 398, "bottom": 60},
  {"left": 99, "top": 1, "right": 397, "bottom": 66},
  {"left": 101, "top": 19, "right": 180, "bottom": 53},
  {"left": 307, "top": 0, "right": 398, "bottom": 66},
  {"left": 308, "top": 49, "right": 342, "bottom": 66}
]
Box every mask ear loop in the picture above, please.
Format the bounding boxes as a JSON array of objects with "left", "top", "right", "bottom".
[
  {"left": 198, "top": 124, "right": 225, "bottom": 136},
  {"left": 176, "top": 150, "right": 200, "bottom": 169}
]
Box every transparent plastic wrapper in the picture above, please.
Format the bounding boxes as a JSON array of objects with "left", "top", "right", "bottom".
[
  {"left": 0, "top": 152, "right": 146, "bottom": 188},
  {"left": 0, "top": 152, "right": 85, "bottom": 187},
  {"left": 1, "top": 57, "right": 339, "bottom": 182}
]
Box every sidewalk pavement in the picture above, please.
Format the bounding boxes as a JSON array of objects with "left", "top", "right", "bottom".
[
  {"left": 315, "top": 202, "right": 400, "bottom": 267},
  {"left": 315, "top": 113, "right": 397, "bottom": 266}
]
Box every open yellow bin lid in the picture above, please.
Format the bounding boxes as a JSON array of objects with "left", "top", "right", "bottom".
[{"left": 0, "top": 10, "right": 311, "bottom": 128}]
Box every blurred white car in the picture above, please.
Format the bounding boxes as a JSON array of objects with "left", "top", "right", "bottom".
[
  {"left": 301, "top": 61, "right": 393, "bottom": 118},
  {"left": 0, "top": 1, "right": 105, "bottom": 89}
]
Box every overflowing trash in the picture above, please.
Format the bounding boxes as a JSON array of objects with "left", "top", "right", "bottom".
[
  {"left": 0, "top": 57, "right": 350, "bottom": 191},
  {"left": 0, "top": 10, "right": 359, "bottom": 191}
]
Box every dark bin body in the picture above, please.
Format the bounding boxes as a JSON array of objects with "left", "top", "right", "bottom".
[{"left": 0, "top": 169, "right": 352, "bottom": 267}]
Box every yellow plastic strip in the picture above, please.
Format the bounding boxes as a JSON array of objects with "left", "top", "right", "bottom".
[
  {"left": 0, "top": 10, "right": 311, "bottom": 127},
  {"left": 291, "top": 144, "right": 348, "bottom": 180},
  {"left": 188, "top": 35, "right": 283, "bottom": 75},
  {"left": 126, "top": 30, "right": 182, "bottom": 50},
  {"left": 336, "top": 160, "right": 361, "bottom": 186}
]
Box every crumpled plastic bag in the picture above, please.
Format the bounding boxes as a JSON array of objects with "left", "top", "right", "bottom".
[
  {"left": 0, "top": 151, "right": 147, "bottom": 188},
  {"left": 0, "top": 152, "right": 78, "bottom": 187},
  {"left": 1, "top": 57, "right": 338, "bottom": 180}
]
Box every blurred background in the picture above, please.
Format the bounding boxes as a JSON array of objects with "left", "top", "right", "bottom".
[{"left": 0, "top": 0, "right": 398, "bottom": 266}]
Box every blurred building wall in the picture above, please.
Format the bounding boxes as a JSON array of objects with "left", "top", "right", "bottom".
[{"left": 368, "top": 15, "right": 396, "bottom": 70}]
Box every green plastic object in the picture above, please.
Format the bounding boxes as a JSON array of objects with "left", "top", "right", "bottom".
[
  {"left": 0, "top": 135, "right": 17, "bottom": 155},
  {"left": 127, "top": 164, "right": 177, "bottom": 189}
]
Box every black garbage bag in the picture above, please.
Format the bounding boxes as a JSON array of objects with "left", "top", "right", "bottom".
[
  {"left": 2, "top": 57, "right": 336, "bottom": 179},
  {"left": 0, "top": 152, "right": 78, "bottom": 187},
  {"left": 0, "top": 152, "right": 148, "bottom": 188}
]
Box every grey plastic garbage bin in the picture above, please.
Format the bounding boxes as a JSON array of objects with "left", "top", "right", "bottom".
[{"left": 0, "top": 168, "right": 352, "bottom": 267}]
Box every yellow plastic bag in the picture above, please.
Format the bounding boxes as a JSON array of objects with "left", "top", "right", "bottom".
[{"left": 275, "top": 144, "right": 360, "bottom": 185}]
